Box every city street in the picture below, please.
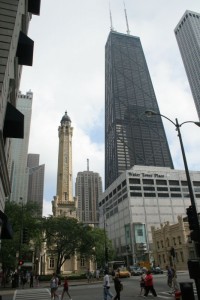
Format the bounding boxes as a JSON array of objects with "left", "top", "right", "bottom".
[{"left": 0, "top": 272, "right": 197, "bottom": 300}]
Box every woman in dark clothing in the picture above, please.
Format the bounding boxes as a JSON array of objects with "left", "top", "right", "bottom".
[{"left": 113, "top": 273, "right": 122, "bottom": 300}]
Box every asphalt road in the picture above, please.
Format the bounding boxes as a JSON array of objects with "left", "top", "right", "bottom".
[{"left": 0, "top": 271, "right": 198, "bottom": 300}]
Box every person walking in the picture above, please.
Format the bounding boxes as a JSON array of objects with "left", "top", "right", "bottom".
[
  {"left": 171, "top": 267, "right": 179, "bottom": 293},
  {"left": 143, "top": 270, "right": 157, "bottom": 297},
  {"left": 113, "top": 273, "right": 122, "bottom": 300},
  {"left": 166, "top": 265, "right": 173, "bottom": 289},
  {"left": 50, "top": 273, "right": 59, "bottom": 300},
  {"left": 139, "top": 271, "right": 146, "bottom": 296},
  {"left": 61, "top": 276, "right": 72, "bottom": 300},
  {"left": 30, "top": 273, "right": 33, "bottom": 288},
  {"left": 103, "top": 269, "right": 113, "bottom": 300}
]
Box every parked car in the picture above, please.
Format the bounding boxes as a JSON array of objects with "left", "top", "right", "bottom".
[
  {"left": 152, "top": 267, "right": 163, "bottom": 274},
  {"left": 116, "top": 267, "right": 131, "bottom": 278},
  {"left": 129, "top": 266, "right": 143, "bottom": 276}
]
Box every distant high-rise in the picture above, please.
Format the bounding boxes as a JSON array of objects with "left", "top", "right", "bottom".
[
  {"left": 75, "top": 160, "right": 102, "bottom": 225},
  {"left": 52, "top": 111, "right": 76, "bottom": 217},
  {"left": 9, "top": 91, "right": 33, "bottom": 204},
  {"left": 175, "top": 10, "right": 200, "bottom": 120},
  {"left": 27, "top": 154, "right": 45, "bottom": 217},
  {"left": 105, "top": 31, "right": 174, "bottom": 189}
]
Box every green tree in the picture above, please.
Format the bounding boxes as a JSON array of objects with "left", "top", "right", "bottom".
[
  {"left": 43, "top": 216, "right": 97, "bottom": 274},
  {"left": 0, "top": 201, "right": 43, "bottom": 273},
  {"left": 91, "top": 227, "right": 114, "bottom": 268}
]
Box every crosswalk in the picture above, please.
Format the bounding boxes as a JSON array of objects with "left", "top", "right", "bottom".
[
  {"left": 13, "top": 288, "right": 51, "bottom": 299},
  {"left": 155, "top": 288, "right": 197, "bottom": 299}
]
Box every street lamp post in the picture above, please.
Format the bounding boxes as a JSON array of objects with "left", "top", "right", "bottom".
[{"left": 145, "top": 110, "right": 200, "bottom": 299}]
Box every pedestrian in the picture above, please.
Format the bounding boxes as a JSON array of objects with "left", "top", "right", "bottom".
[
  {"left": 113, "top": 272, "right": 122, "bottom": 300},
  {"left": 171, "top": 267, "right": 179, "bottom": 293},
  {"left": 86, "top": 268, "right": 91, "bottom": 283},
  {"left": 61, "top": 276, "right": 72, "bottom": 300},
  {"left": 138, "top": 271, "right": 146, "bottom": 296},
  {"left": 143, "top": 270, "right": 157, "bottom": 297},
  {"left": 96, "top": 269, "right": 100, "bottom": 280},
  {"left": 50, "top": 272, "right": 59, "bottom": 300},
  {"left": 103, "top": 269, "right": 113, "bottom": 300},
  {"left": 166, "top": 265, "right": 173, "bottom": 289},
  {"left": 30, "top": 272, "right": 33, "bottom": 288}
]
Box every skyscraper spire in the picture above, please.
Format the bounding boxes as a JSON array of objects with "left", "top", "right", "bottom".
[
  {"left": 109, "top": 1, "right": 114, "bottom": 31},
  {"left": 123, "top": 1, "right": 130, "bottom": 35}
]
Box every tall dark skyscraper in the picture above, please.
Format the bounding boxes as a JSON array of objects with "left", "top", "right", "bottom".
[{"left": 105, "top": 31, "right": 174, "bottom": 189}]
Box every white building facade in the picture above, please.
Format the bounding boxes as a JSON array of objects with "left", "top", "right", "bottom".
[{"left": 99, "top": 165, "right": 200, "bottom": 265}]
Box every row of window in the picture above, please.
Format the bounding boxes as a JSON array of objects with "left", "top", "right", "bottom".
[
  {"left": 157, "top": 236, "right": 182, "bottom": 249},
  {"left": 129, "top": 178, "right": 200, "bottom": 186}
]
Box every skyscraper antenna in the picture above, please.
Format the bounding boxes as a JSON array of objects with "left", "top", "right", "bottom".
[
  {"left": 109, "top": 1, "right": 114, "bottom": 31},
  {"left": 123, "top": 1, "right": 130, "bottom": 35},
  {"left": 87, "top": 158, "right": 89, "bottom": 171}
]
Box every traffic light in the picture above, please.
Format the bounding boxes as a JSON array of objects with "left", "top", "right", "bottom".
[
  {"left": 18, "top": 259, "right": 24, "bottom": 266},
  {"left": 22, "top": 227, "right": 29, "bottom": 244},
  {"left": 186, "top": 206, "right": 198, "bottom": 231}
]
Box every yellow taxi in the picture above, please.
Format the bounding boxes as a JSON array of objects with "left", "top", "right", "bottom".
[{"left": 116, "top": 267, "right": 131, "bottom": 278}]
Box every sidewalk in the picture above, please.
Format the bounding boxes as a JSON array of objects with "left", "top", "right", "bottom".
[{"left": 0, "top": 278, "right": 103, "bottom": 291}]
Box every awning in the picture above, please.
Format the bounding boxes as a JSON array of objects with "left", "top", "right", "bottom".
[
  {"left": 16, "top": 31, "right": 34, "bottom": 66},
  {"left": 3, "top": 102, "right": 24, "bottom": 139},
  {"left": 0, "top": 210, "right": 13, "bottom": 239},
  {"left": 28, "top": 0, "right": 41, "bottom": 15}
]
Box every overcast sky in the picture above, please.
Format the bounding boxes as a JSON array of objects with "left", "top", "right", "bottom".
[{"left": 20, "top": 0, "right": 200, "bottom": 216}]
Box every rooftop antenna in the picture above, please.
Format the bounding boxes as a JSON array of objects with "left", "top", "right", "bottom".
[
  {"left": 123, "top": 1, "right": 130, "bottom": 35},
  {"left": 87, "top": 158, "right": 89, "bottom": 171},
  {"left": 109, "top": 1, "right": 114, "bottom": 31}
]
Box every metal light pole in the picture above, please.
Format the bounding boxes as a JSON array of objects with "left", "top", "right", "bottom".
[
  {"left": 145, "top": 110, "right": 200, "bottom": 299},
  {"left": 104, "top": 215, "right": 108, "bottom": 269}
]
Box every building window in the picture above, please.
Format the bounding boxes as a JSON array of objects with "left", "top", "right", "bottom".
[
  {"left": 162, "top": 254, "right": 166, "bottom": 263},
  {"left": 137, "top": 229, "right": 143, "bottom": 236},
  {"left": 129, "top": 178, "right": 140, "bottom": 184},
  {"left": 156, "top": 180, "right": 167, "bottom": 185},
  {"left": 178, "top": 236, "right": 182, "bottom": 244},
  {"left": 173, "top": 237, "right": 176, "bottom": 246},
  {"left": 180, "top": 251, "right": 184, "bottom": 262},
  {"left": 157, "top": 241, "right": 160, "bottom": 249},
  {"left": 80, "top": 258, "right": 85, "bottom": 267},
  {"left": 169, "top": 180, "right": 180, "bottom": 186},
  {"left": 176, "top": 252, "right": 179, "bottom": 262},
  {"left": 161, "top": 240, "right": 164, "bottom": 248},
  {"left": 143, "top": 179, "right": 154, "bottom": 185},
  {"left": 49, "top": 258, "right": 55, "bottom": 268}
]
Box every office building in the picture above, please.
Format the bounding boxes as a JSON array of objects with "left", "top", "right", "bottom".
[
  {"left": 76, "top": 160, "right": 102, "bottom": 225},
  {"left": 99, "top": 165, "right": 200, "bottom": 265},
  {"left": 9, "top": 91, "right": 33, "bottom": 204},
  {"left": 27, "top": 154, "right": 45, "bottom": 217},
  {"left": 175, "top": 10, "right": 200, "bottom": 120},
  {"left": 52, "top": 111, "right": 77, "bottom": 217},
  {"left": 0, "top": 0, "right": 40, "bottom": 238},
  {"left": 105, "top": 31, "right": 174, "bottom": 189}
]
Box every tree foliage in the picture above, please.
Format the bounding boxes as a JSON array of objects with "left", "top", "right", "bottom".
[
  {"left": 43, "top": 216, "right": 115, "bottom": 273},
  {"left": 0, "top": 201, "right": 43, "bottom": 272}
]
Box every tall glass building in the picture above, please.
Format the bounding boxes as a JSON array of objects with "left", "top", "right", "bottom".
[
  {"left": 105, "top": 31, "right": 174, "bottom": 189},
  {"left": 175, "top": 10, "right": 200, "bottom": 120}
]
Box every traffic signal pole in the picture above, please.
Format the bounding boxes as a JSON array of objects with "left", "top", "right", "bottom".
[{"left": 175, "top": 119, "right": 200, "bottom": 300}]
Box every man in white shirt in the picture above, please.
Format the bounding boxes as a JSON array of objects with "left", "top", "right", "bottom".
[{"left": 103, "top": 270, "right": 113, "bottom": 300}]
